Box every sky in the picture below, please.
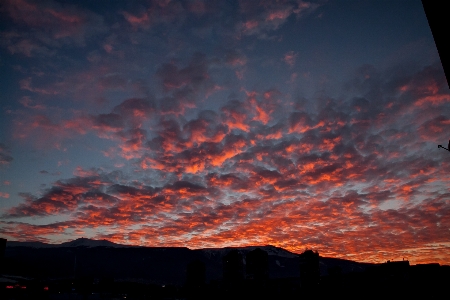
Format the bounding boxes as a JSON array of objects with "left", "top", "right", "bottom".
[{"left": 0, "top": 0, "right": 449, "bottom": 265}]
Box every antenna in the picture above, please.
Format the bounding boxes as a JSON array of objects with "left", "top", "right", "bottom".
[{"left": 438, "top": 139, "right": 450, "bottom": 152}]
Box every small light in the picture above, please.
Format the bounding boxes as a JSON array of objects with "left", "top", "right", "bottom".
[{"left": 6, "top": 285, "right": 14, "bottom": 289}]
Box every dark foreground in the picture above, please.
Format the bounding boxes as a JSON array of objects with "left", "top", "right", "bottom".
[
  {"left": 2, "top": 241, "right": 449, "bottom": 299},
  {"left": 2, "top": 264, "right": 449, "bottom": 300}
]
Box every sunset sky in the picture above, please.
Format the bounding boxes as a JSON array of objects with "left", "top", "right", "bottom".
[{"left": 0, "top": 0, "right": 449, "bottom": 265}]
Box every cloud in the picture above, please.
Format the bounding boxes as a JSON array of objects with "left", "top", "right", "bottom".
[
  {"left": 2, "top": 0, "right": 106, "bottom": 49},
  {"left": 224, "top": 49, "right": 247, "bottom": 67},
  {"left": 154, "top": 53, "right": 222, "bottom": 116},
  {"left": 97, "top": 73, "right": 127, "bottom": 90},
  {"left": 418, "top": 115, "right": 450, "bottom": 142},
  {"left": 122, "top": 0, "right": 186, "bottom": 29},
  {"left": 123, "top": 11, "right": 150, "bottom": 28},
  {"left": 4, "top": 173, "right": 114, "bottom": 218},
  {"left": 284, "top": 51, "right": 298, "bottom": 67},
  {"left": 0, "top": 19, "right": 450, "bottom": 262},
  {"left": 237, "top": 0, "right": 321, "bottom": 39},
  {"left": 0, "top": 143, "right": 13, "bottom": 166},
  {"left": 0, "top": 32, "right": 55, "bottom": 57},
  {"left": 157, "top": 53, "right": 211, "bottom": 91},
  {"left": 0, "top": 192, "right": 10, "bottom": 198}
]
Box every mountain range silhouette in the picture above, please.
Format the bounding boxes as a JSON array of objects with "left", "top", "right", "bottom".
[
  {"left": 2, "top": 238, "right": 450, "bottom": 299},
  {"left": 4, "top": 238, "right": 368, "bottom": 285}
]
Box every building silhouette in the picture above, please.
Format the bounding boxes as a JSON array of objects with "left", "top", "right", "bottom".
[
  {"left": 186, "top": 259, "right": 206, "bottom": 299},
  {"left": 380, "top": 260, "right": 410, "bottom": 280},
  {"left": 186, "top": 259, "right": 206, "bottom": 288},
  {"left": 0, "top": 238, "right": 6, "bottom": 274},
  {"left": 410, "top": 263, "right": 441, "bottom": 291},
  {"left": 245, "top": 248, "right": 268, "bottom": 280},
  {"left": 223, "top": 250, "right": 244, "bottom": 282}
]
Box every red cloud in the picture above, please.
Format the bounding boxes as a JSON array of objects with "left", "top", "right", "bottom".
[
  {"left": 266, "top": 9, "right": 291, "bottom": 21},
  {"left": 123, "top": 11, "right": 150, "bottom": 27},
  {"left": 283, "top": 51, "right": 298, "bottom": 67}
]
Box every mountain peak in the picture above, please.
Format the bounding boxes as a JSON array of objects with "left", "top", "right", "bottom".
[{"left": 59, "top": 237, "right": 121, "bottom": 248}]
